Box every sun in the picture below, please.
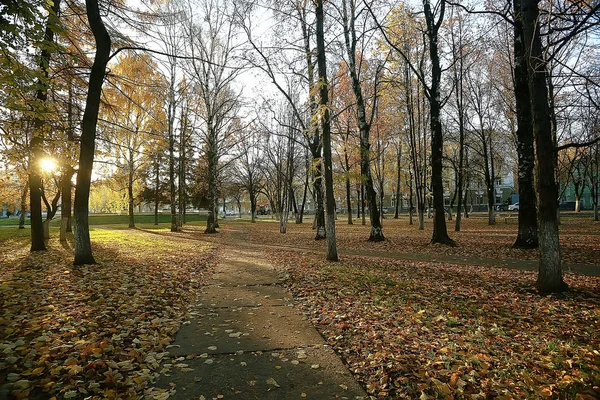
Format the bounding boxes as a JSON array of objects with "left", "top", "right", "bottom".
[{"left": 41, "top": 158, "right": 57, "bottom": 173}]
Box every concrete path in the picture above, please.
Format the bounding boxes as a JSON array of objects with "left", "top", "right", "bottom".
[{"left": 152, "top": 248, "right": 367, "bottom": 399}]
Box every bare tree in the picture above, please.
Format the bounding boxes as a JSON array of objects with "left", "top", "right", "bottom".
[{"left": 185, "top": 0, "right": 243, "bottom": 234}]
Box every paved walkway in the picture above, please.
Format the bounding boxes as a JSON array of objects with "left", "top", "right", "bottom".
[{"left": 152, "top": 247, "right": 367, "bottom": 399}]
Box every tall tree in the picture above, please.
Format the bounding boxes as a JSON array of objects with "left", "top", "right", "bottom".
[
  {"left": 422, "top": 0, "right": 454, "bottom": 246},
  {"left": 238, "top": 0, "right": 328, "bottom": 238},
  {"left": 315, "top": 0, "right": 338, "bottom": 261},
  {"left": 73, "top": 0, "right": 111, "bottom": 265},
  {"left": 29, "top": 0, "right": 62, "bottom": 251},
  {"left": 339, "top": 0, "right": 384, "bottom": 241},
  {"left": 186, "top": 0, "right": 242, "bottom": 234},
  {"left": 520, "top": 0, "right": 567, "bottom": 292},
  {"left": 512, "top": 0, "right": 539, "bottom": 248}
]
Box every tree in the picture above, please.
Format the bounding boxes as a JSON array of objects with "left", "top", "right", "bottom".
[
  {"left": 29, "top": 0, "right": 62, "bottom": 251},
  {"left": 510, "top": 0, "right": 539, "bottom": 248},
  {"left": 102, "top": 52, "right": 165, "bottom": 229},
  {"left": 232, "top": 126, "right": 264, "bottom": 223},
  {"left": 73, "top": 0, "right": 111, "bottom": 265},
  {"left": 338, "top": 0, "right": 385, "bottom": 241},
  {"left": 520, "top": 0, "right": 567, "bottom": 292},
  {"left": 237, "top": 0, "right": 328, "bottom": 239},
  {"left": 315, "top": 0, "right": 338, "bottom": 261}
]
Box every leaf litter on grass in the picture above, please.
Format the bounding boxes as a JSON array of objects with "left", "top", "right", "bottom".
[
  {"left": 268, "top": 250, "right": 600, "bottom": 399},
  {"left": 0, "top": 228, "right": 216, "bottom": 399}
]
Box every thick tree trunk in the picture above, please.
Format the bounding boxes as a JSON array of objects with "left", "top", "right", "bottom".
[
  {"left": 250, "top": 192, "right": 257, "bottom": 223},
  {"left": 521, "top": 0, "right": 567, "bottom": 293},
  {"left": 74, "top": 0, "right": 111, "bottom": 265},
  {"left": 205, "top": 141, "right": 218, "bottom": 234},
  {"left": 312, "top": 155, "right": 326, "bottom": 240},
  {"left": 513, "top": 0, "right": 539, "bottom": 249}
]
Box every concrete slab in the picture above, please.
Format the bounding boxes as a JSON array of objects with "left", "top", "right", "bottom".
[
  {"left": 154, "top": 346, "right": 368, "bottom": 399},
  {"left": 198, "top": 284, "right": 295, "bottom": 308},
  {"left": 168, "top": 305, "right": 324, "bottom": 356},
  {"left": 212, "top": 259, "right": 281, "bottom": 286},
  {"left": 150, "top": 248, "right": 368, "bottom": 399}
]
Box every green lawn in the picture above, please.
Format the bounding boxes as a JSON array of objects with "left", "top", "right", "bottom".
[{"left": 0, "top": 212, "right": 208, "bottom": 227}]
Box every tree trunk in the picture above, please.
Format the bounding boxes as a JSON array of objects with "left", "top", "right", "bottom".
[
  {"left": 513, "top": 0, "right": 539, "bottom": 249},
  {"left": 394, "top": 145, "right": 401, "bottom": 219},
  {"left": 60, "top": 167, "right": 73, "bottom": 242},
  {"left": 316, "top": 0, "right": 338, "bottom": 260},
  {"left": 521, "top": 0, "right": 567, "bottom": 293},
  {"left": 250, "top": 193, "right": 257, "bottom": 223},
  {"left": 205, "top": 140, "right": 218, "bottom": 234},
  {"left": 312, "top": 155, "right": 326, "bottom": 239},
  {"left": 154, "top": 155, "right": 160, "bottom": 225},
  {"left": 128, "top": 156, "right": 135, "bottom": 228},
  {"left": 356, "top": 186, "right": 361, "bottom": 219},
  {"left": 167, "top": 61, "right": 178, "bottom": 233},
  {"left": 74, "top": 0, "right": 111, "bottom": 265},
  {"left": 361, "top": 182, "right": 366, "bottom": 226},
  {"left": 29, "top": 0, "right": 62, "bottom": 251},
  {"left": 342, "top": 0, "right": 383, "bottom": 242},
  {"left": 344, "top": 143, "right": 353, "bottom": 224},
  {"left": 424, "top": 0, "right": 454, "bottom": 246},
  {"left": 298, "top": 157, "right": 308, "bottom": 224},
  {"left": 19, "top": 183, "right": 28, "bottom": 229}
]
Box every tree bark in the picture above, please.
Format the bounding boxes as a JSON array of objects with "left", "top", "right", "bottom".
[
  {"left": 154, "top": 154, "right": 160, "bottom": 225},
  {"left": 394, "top": 144, "right": 401, "bottom": 219},
  {"left": 205, "top": 137, "right": 218, "bottom": 234},
  {"left": 29, "top": 0, "right": 62, "bottom": 251},
  {"left": 424, "top": 0, "right": 454, "bottom": 246},
  {"left": 512, "top": 0, "right": 539, "bottom": 248},
  {"left": 312, "top": 154, "right": 326, "bottom": 239},
  {"left": 341, "top": 0, "right": 384, "bottom": 242},
  {"left": 74, "top": 0, "right": 111, "bottom": 265},
  {"left": 316, "top": 0, "right": 338, "bottom": 260},
  {"left": 521, "top": 0, "right": 567, "bottom": 293},
  {"left": 19, "top": 182, "right": 28, "bottom": 229},
  {"left": 344, "top": 136, "right": 353, "bottom": 224},
  {"left": 60, "top": 166, "right": 73, "bottom": 242}
]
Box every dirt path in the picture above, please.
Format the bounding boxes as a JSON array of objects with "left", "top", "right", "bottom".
[{"left": 151, "top": 247, "right": 367, "bottom": 399}]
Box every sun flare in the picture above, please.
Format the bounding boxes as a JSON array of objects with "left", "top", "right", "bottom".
[{"left": 41, "top": 158, "right": 57, "bottom": 173}]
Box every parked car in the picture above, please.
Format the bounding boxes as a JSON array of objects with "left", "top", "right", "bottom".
[{"left": 508, "top": 202, "right": 519, "bottom": 211}]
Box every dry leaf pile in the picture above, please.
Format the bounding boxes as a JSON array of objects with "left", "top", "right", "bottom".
[
  {"left": 271, "top": 251, "right": 600, "bottom": 399},
  {"left": 0, "top": 228, "right": 216, "bottom": 399}
]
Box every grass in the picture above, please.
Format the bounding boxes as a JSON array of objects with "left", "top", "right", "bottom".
[{"left": 0, "top": 212, "right": 208, "bottom": 227}]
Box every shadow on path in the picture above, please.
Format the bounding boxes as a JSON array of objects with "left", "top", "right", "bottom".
[{"left": 151, "top": 248, "right": 368, "bottom": 399}]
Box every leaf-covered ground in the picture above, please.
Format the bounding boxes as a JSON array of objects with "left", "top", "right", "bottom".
[
  {"left": 225, "top": 216, "right": 600, "bottom": 266},
  {"left": 0, "top": 227, "right": 216, "bottom": 399},
  {"left": 269, "top": 250, "right": 600, "bottom": 399}
]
